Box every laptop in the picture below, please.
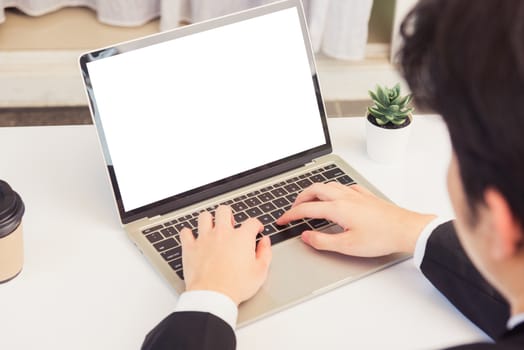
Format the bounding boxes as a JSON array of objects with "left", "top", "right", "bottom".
[{"left": 79, "top": 0, "right": 408, "bottom": 327}]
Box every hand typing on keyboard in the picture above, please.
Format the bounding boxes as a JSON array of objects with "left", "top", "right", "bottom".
[
  {"left": 277, "top": 182, "right": 436, "bottom": 257},
  {"left": 179, "top": 205, "right": 272, "bottom": 306}
]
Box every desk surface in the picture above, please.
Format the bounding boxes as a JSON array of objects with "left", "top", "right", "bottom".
[{"left": 0, "top": 116, "right": 489, "bottom": 349}]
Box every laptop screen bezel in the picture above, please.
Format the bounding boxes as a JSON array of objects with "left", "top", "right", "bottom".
[{"left": 79, "top": 0, "right": 332, "bottom": 224}]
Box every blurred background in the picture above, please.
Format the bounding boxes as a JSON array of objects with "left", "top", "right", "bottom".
[{"left": 0, "top": 0, "right": 419, "bottom": 126}]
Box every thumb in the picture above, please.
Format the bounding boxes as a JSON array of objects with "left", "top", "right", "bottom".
[
  {"left": 255, "top": 236, "right": 272, "bottom": 272},
  {"left": 301, "top": 230, "right": 346, "bottom": 252}
]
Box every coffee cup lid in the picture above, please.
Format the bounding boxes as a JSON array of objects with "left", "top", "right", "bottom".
[{"left": 0, "top": 180, "right": 25, "bottom": 238}]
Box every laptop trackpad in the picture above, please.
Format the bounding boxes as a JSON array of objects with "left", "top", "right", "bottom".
[
  {"left": 265, "top": 226, "right": 390, "bottom": 301},
  {"left": 238, "top": 225, "right": 407, "bottom": 325}
]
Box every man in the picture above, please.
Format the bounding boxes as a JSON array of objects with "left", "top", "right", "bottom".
[{"left": 142, "top": 0, "right": 524, "bottom": 348}]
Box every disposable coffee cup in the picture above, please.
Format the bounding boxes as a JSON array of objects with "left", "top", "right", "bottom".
[{"left": 0, "top": 180, "right": 25, "bottom": 283}]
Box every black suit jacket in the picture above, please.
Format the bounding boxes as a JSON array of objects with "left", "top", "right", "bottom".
[
  {"left": 142, "top": 311, "right": 236, "bottom": 350},
  {"left": 142, "top": 221, "right": 524, "bottom": 350}
]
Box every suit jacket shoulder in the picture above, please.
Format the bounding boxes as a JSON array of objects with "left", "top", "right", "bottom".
[
  {"left": 141, "top": 311, "right": 236, "bottom": 350},
  {"left": 420, "top": 221, "right": 510, "bottom": 339}
]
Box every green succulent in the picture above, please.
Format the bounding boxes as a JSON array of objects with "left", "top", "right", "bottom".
[{"left": 368, "top": 83, "right": 414, "bottom": 126}]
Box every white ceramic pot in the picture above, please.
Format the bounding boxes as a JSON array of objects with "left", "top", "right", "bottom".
[{"left": 366, "top": 115, "right": 412, "bottom": 163}]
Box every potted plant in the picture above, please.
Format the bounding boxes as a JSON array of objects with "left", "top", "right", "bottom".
[{"left": 366, "top": 84, "right": 414, "bottom": 163}]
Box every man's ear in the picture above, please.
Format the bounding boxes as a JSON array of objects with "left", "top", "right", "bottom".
[{"left": 484, "top": 188, "right": 523, "bottom": 260}]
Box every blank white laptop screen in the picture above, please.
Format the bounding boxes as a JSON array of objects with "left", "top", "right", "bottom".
[{"left": 86, "top": 7, "right": 326, "bottom": 212}]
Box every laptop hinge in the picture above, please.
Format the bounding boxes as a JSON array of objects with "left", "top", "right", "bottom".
[
  {"left": 148, "top": 215, "right": 162, "bottom": 221},
  {"left": 304, "top": 160, "right": 316, "bottom": 167}
]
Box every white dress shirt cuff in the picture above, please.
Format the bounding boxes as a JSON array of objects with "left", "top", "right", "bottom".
[
  {"left": 174, "top": 290, "right": 238, "bottom": 330},
  {"left": 413, "top": 217, "right": 451, "bottom": 271},
  {"left": 507, "top": 313, "right": 524, "bottom": 330}
]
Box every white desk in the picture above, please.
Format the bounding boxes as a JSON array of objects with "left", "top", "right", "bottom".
[{"left": 0, "top": 116, "right": 489, "bottom": 349}]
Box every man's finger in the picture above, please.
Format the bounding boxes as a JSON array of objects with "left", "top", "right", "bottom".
[
  {"left": 240, "top": 218, "right": 263, "bottom": 237},
  {"left": 179, "top": 227, "right": 196, "bottom": 247},
  {"left": 292, "top": 183, "right": 348, "bottom": 207},
  {"left": 277, "top": 201, "right": 336, "bottom": 225},
  {"left": 214, "top": 205, "right": 233, "bottom": 229},
  {"left": 198, "top": 210, "right": 213, "bottom": 234},
  {"left": 348, "top": 184, "right": 374, "bottom": 196},
  {"left": 301, "top": 230, "right": 348, "bottom": 253},
  {"left": 256, "top": 236, "right": 272, "bottom": 271}
]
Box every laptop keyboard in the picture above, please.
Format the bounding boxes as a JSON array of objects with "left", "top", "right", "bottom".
[{"left": 140, "top": 164, "right": 355, "bottom": 280}]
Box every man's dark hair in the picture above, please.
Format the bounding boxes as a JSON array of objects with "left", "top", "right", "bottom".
[{"left": 399, "top": 0, "right": 524, "bottom": 225}]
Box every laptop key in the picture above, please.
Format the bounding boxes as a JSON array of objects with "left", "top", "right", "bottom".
[
  {"left": 310, "top": 174, "right": 326, "bottom": 183},
  {"left": 273, "top": 197, "right": 290, "bottom": 208},
  {"left": 258, "top": 214, "right": 274, "bottom": 225},
  {"left": 308, "top": 218, "right": 330, "bottom": 229},
  {"left": 234, "top": 195, "right": 247, "bottom": 202},
  {"left": 323, "top": 167, "right": 345, "bottom": 179},
  {"left": 297, "top": 178, "right": 313, "bottom": 189},
  {"left": 260, "top": 202, "right": 276, "bottom": 212},
  {"left": 161, "top": 227, "right": 177, "bottom": 238},
  {"left": 142, "top": 225, "right": 163, "bottom": 235},
  {"left": 271, "top": 188, "right": 287, "bottom": 198},
  {"left": 189, "top": 218, "right": 199, "bottom": 227},
  {"left": 262, "top": 224, "right": 276, "bottom": 235},
  {"left": 169, "top": 258, "right": 183, "bottom": 271},
  {"left": 284, "top": 183, "right": 300, "bottom": 193},
  {"left": 234, "top": 212, "right": 249, "bottom": 224},
  {"left": 269, "top": 222, "right": 311, "bottom": 245},
  {"left": 164, "top": 219, "right": 177, "bottom": 227},
  {"left": 175, "top": 222, "right": 192, "bottom": 232},
  {"left": 175, "top": 269, "right": 184, "bottom": 280},
  {"left": 337, "top": 175, "right": 354, "bottom": 185},
  {"left": 146, "top": 232, "right": 163, "bottom": 243},
  {"left": 260, "top": 185, "right": 273, "bottom": 192},
  {"left": 324, "top": 164, "right": 336, "bottom": 170},
  {"left": 286, "top": 193, "right": 298, "bottom": 203},
  {"left": 154, "top": 238, "right": 178, "bottom": 252},
  {"left": 246, "top": 190, "right": 260, "bottom": 197},
  {"left": 270, "top": 208, "right": 285, "bottom": 220},
  {"left": 258, "top": 192, "right": 275, "bottom": 202},
  {"left": 161, "top": 246, "right": 182, "bottom": 261},
  {"left": 246, "top": 207, "right": 263, "bottom": 217},
  {"left": 274, "top": 222, "right": 288, "bottom": 231},
  {"left": 245, "top": 197, "right": 261, "bottom": 207},
  {"left": 231, "top": 202, "right": 248, "bottom": 212}
]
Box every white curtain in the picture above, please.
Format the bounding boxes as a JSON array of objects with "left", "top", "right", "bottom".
[
  {"left": 0, "top": 0, "right": 161, "bottom": 26},
  {"left": 0, "top": 0, "right": 373, "bottom": 60}
]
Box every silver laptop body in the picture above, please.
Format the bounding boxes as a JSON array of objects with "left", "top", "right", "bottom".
[{"left": 79, "top": 0, "right": 408, "bottom": 326}]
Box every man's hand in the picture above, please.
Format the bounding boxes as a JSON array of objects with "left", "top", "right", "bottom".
[
  {"left": 179, "top": 205, "right": 272, "bottom": 306},
  {"left": 277, "top": 182, "right": 436, "bottom": 257}
]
